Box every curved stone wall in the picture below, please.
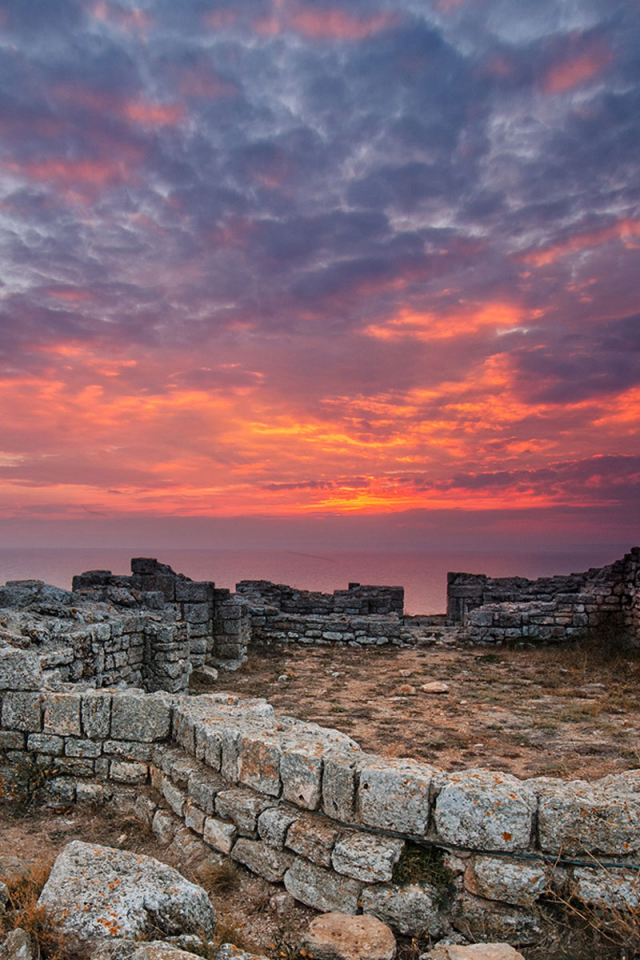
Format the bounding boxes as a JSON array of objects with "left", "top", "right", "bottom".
[{"left": 1, "top": 647, "right": 638, "bottom": 947}]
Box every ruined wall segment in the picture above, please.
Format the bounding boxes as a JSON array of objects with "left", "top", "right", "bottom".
[
  {"left": 448, "top": 548, "right": 640, "bottom": 647},
  {"left": 236, "top": 580, "right": 404, "bottom": 616}
]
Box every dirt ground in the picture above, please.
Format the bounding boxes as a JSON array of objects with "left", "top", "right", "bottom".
[{"left": 205, "top": 641, "right": 640, "bottom": 781}]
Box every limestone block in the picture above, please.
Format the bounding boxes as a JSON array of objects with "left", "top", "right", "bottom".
[
  {"left": 237, "top": 731, "right": 283, "bottom": 797},
  {"left": 0, "top": 731, "right": 25, "bottom": 749},
  {"left": 463, "top": 857, "right": 547, "bottom": 907},
  {"left": 183, "top": 604, "right": 210, "bottom": 625},
  {"left": 536, "top": 779, "right": 640, "bottom": 855},
  {"left": 184, "top": 801, "right": 206, "bottom": 835},
  {"left": 104, "top": 740, "right": 152, "bottom": 762},
  {"left": 111, "top": 761, "right": 148, "bottom": 784},
  {"left": 284, "top": 858, "right": 362, "bottom": 914},
  {"left": 358, "top": 758, "right": 435, "bottom": 835},
  {"left": 81, "top": 692, "right": 112, "bottom": 738},
  {"left": 134, "top": 793, "right": 158, "bottom": 828},
  {"left": 188, "top": 770, "right": 226, "bottom": 816},
  {"left": 111, "top": 693, "right": 172, "bottom": 742},
  {"left": 452, "top": 894, "right": 542, "bottom": 945},
  {"left": 175, "top": 581, "right": 213, "bottom": 603},
  {"left": 302, "top": 912, "right": 396, "bottom": 960},
  {"left": 65, "top": 738, "right": 102, "bottom": 759},
  {"left": 2, "top": 692, "right": 41, "bottom": 732},
  {"left": 163, "top": 779, "right": 187, "bottom": 817},
  {"left": 152, "top": 809, "right": 177, "bottom": 846},
  {"left": 43, "top": 692, "right": 81, "bottom": 736},
  {"left": 571, "top": 866, "right": 640, "bottom": 909},
  {"left": 203, "top": 816, "right": 237, "bottom": 855},
  {"left": 0, "top": 648, "right": 42, "bottom": 690},
  {"left": 194, "top": 724, "right": 222, "bottom": 771},
  {"left": 76, "top": 782, "right": 111, "bottom": 805},
  {"left": 37, "top": 841, "right": 215, "bottom": 942},
  {"left": 286, "top": 816, "right": 340, "bottom": 867},
  {"left": 257, "top": 805, "right": 299, "bottom": 848},
  {"left": 169, "top": 757, "right": 203, "bottom": 788},
  {"left": 231, "top": 838, "right": 294, "bottom": 883},
  {"left": 332, "top": 834, "right": 404, "bottom": 883},
  {"left": 215, "top": 787, "right": 275, "bottom": 836},
  {"left": 434, "top": 771, "right": 536, "bottom": 852},
  {"left": 360, "top": 883, "right": 448, "bottom": 937},
  {"left": 323, "top": 750, "right": 360, "bottom": 822}
]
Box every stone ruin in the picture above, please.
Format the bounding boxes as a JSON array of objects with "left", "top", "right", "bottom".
[{"left": 0, "top": 549, "right": 639, "bottom": 949}]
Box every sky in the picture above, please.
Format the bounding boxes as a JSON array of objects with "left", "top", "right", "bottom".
[{"left": 0, "top": 0, "right": 639, "bottom": 553}]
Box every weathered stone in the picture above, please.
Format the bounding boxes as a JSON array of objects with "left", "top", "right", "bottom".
[
  {"left": 464, "top": 858, "right": 547, "bottom": 907},
  {"left": 111, "top": 760, "right": 148, "bottom": 784},
  {"left": 65, "top": 738, "right": 101, "bottom": 758},
  {"left": 536, "top": 779, "right": 640, "bottom": 856},
  {"left": 215, "top": 787, "right": 274, "bottom": 835},
  {"left": 237, "top": 731, "right": 282, "bottom": 797},
  {"left": 0, "top": 648, "right": 42, "bottom": 690},
  {"left": 43, "top": 692, "right": 81, "bottom": 736},
  {"left": 203, "top": 816, "right": 237, "bottom": 855},
  {"left": 257, "top": 805, "right": 299, "bottom": 848},
  {"left": 422, "top": 946, "right": 525, "bottom": 960},
  {"left": 420, "top": 682, "right": 449, "bottom": 694},
  {"left": 332, "top": 833, "right": 404, "bottom": 883},
  {"left": 361, "top": 883, "right": 449, "bottom": 937},
  {"left": 27, "top": 733, "right": 62, "bottom": 754},
  {"left": 152, "top": 809, "right": 177, "bottom": 846},
  {"left": 81, "top": 692, "right": 112, "bottom": 738},
  {"left": 215, "top": 945, "right": 271, "bottom": 960},
  {"left": 37, "top": 841, "right": 215, "bottom": 943},
  {"left": 1, "top": 692, "right": 41, "bottom": 732},
  {"left": 434, "top": 771, "right": 536, "bottom": 852},
  {"left": 163, "top": 779, "right": 187, "bottom": 817},
  {"left": 452, "top": 894, "right": 542, "bottom": 945},
  {"left": 188, "top": 770, "right": 226, "bottom": 815},
  {"left": 0, "top": 928, "right": 38, "bottom": 960},
  {"left": 231, "top": 838, "right": 294, "bottom": 882},
  {"left": 571, "top": 866, "right": 640, "bottom": 909},
  {"left": 302, "top": 912, "right": 396, "bottom": 960},
  {"left": 111, "top": 693, "right": 171, "bottom": 742},
  {"left": 284, "top": 858, "right": 362, "bottom": 913},
  {"left": 358, "top": 758, "right": 435, "bottom": 835},
  {"left": 286, "top": 816, "right": 340, "bottom": 867},
  {"left": 323, "top": 750, "right": 360, "bottom": 822}
]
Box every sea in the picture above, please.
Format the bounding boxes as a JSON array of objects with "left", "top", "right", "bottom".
[{"left": 0, "top": 546, "right": 624, "bottom": 616}]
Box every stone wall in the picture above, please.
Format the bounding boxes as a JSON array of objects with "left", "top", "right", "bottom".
[
  {"left": 73, "top": 559, "right": 250, "bottom": 668},
  {"left": 250, "top": 611, "right": 419, "bottom": 647},
  {"left": 236, "top": 580, "right": 404, "bottom": 616},
  {"left": 0, "top": 580, "right": 191, "bottom": 693},
  {"left": 448, "top": 548, "right": 640, "bottom": 647},
  {"left": 1, "top": 648, "right": 638, "bottom": 945}
]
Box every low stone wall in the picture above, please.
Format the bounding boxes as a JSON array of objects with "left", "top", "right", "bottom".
[
  {"left": 1, "top": 647, "right": 638, "bottom": 946},
  {"left": 236, "top": 580, "right": 404, "bottom": 617},
  {"left": 449, "top": 548, "right": 640, "bottom": 647},
  {"left": 250, "top": 611, "right": 418, "bottom": 647}
]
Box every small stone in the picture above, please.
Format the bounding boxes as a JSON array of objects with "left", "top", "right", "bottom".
[
  {"left": 303, "top": 912, "right": 396, "bottom": 960},
  {"left": 421, "top": 682, "right": 449, "bottom": 694},
  {"left": 397, "top": 684, "right": 416, "bottom": 696},
  {"left": 0, "top": 928, "right": 38, "bottom": 960},
  {"left": 269, "top": 892, "right": 296, "bottom": 917}
]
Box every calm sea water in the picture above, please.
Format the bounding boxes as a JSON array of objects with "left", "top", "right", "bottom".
[{"left": 0, "top": 547, "right": 622, "bottom": 615}]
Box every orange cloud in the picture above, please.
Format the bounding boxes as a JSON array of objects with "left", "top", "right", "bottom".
[
  {"left": 542, "top": 43, "right": 612, "bottom": 94},
  {"left": 364, "top": 301, "right": 529, "bottom": 342},
  {"left": 55, "top": 85, "right": 184, "bottom": 128},
  {"left": 521, "top": 218, "right": 640, "bottom": 267},
  {"left": 120, "top": 98, "right": 184, "bottom": 127},
  {"left": 7, "top": 157, "right": 138, "bottom": 188}
]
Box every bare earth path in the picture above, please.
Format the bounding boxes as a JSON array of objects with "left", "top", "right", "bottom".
[{"left": 207, "top": 642, "right": 640, "bottom": 781}]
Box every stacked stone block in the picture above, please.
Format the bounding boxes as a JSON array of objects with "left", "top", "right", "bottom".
[
  {"left": 448, "top": 548, "right": 640, "bottom": 647},
  {"left": 236, "top": 580, "right": 404, "bottom": 616}
]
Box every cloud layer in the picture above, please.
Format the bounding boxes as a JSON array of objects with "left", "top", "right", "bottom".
[{"left": 0, "top": 0, "right": 639, "bottom": 544}]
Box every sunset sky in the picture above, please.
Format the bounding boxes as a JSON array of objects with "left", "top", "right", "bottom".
[{"left": 0, "top": 0, "right": 639, "bottom": 552}]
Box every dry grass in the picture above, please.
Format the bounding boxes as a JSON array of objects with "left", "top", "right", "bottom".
[{"left": 0, "top": 860, "right": 69, "bottom": 960}]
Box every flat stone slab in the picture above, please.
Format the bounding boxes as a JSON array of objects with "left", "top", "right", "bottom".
[
  {"left": 422, "top": 947, "right": 525, "bottom": 960},
  {"left": 37, "top": 841, "right": 215, "bottom": 945},
  {"left": 303, "top": 912, "right": 396, "bottom": 960}
]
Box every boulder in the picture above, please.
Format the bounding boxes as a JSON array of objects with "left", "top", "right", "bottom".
[
  {"left": 37, "top": 842, "right": 215, "bottom": 946},
  {"left": 302, "top": 912, "right": 396, "bottom": 960},
  {"left": 421, "top": 946, "right": 524, "bottom": 960}
]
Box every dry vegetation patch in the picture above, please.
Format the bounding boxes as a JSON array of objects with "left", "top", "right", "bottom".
[{"left": 206, "top": 641, "right": 640, "bottom": 780}]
